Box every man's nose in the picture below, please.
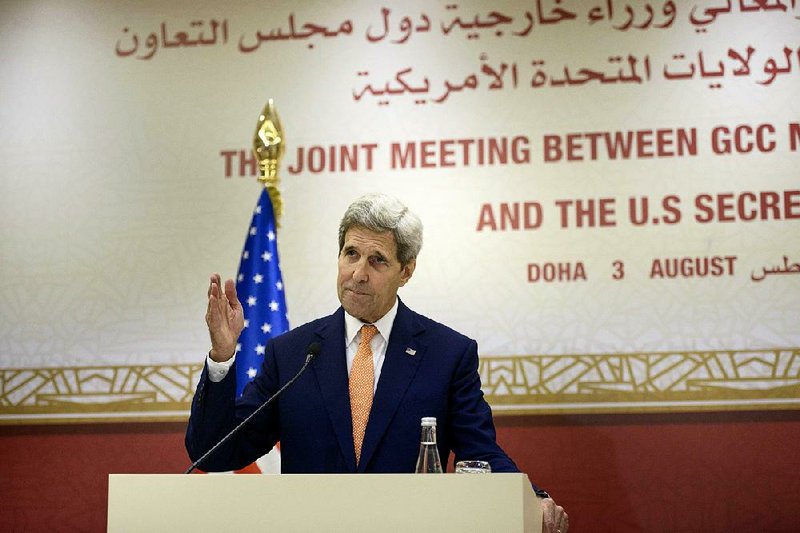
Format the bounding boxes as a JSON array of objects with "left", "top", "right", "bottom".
[{"left": 352, "top": 259, "right": 369, "bottom": 282}]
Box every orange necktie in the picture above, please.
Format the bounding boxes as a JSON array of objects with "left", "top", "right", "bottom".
[{"left": 350, "top": 324, "right": 378, "bottom": 465}]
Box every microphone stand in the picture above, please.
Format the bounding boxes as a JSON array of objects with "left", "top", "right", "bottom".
[{"left": 184, "top": 347, "right": 318, "bottom": 474}]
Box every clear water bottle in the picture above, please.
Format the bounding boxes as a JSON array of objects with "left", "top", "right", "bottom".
[{"left": 414, "top": 417, "right": 443, "bottom": 473}]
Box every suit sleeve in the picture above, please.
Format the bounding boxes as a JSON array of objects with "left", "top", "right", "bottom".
[
  {"left": 446, "top": 339, "right": 519, "bottom": 472},
  {"left": 185, "top": 342, "right": 281, "bottom": 471},
  {"left": 447, "top": 339, "right": 546, "bottom": 492}
]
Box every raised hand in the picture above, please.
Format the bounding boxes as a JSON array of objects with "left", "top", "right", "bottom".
[{"left": 205, "top": 273, "right": 245, "bottom": 362}]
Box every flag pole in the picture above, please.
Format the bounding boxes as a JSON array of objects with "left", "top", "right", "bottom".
[{"left": 222, "top": 99, "right": 290, "bottom": 473}]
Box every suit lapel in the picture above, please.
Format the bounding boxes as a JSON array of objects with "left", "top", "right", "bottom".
[
  {"left": 358, "top": 300, "right": 426, "bottom": 472},
  {"left": 312, "top": 308, "right": 358, "bottom": 472}
]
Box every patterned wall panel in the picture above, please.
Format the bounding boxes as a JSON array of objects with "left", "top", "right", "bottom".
[{"left": 2, "top": 348, "right": 797, "bottom": 423}]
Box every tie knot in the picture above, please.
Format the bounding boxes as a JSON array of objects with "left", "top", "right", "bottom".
[{"left": 360, "top": 324, "right": 378, "bottom": 344}]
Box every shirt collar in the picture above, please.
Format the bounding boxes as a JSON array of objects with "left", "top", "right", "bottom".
[{"left": 344, "top": 298, "right": 399, "bottom": 346}]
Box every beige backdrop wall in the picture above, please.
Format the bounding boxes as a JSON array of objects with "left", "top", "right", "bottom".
[{"left": 1, "top": 0, "right": 798, "bottom": 422}]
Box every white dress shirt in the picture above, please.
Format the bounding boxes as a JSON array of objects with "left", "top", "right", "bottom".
[{"left": 207, "top": 298, "right": 399, "bottom": 388}]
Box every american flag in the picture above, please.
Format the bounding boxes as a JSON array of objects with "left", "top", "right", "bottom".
[
  {"left": 197, "top": 189, "right": 288, "bottom": 475},
  {"left": 233, "top": 189, "right": 288, "bottom": 473},
  {"left": 234, "top": 188, "right": 290, "bottom": 396}
]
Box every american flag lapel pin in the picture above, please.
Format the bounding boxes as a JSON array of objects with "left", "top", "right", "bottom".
[{"left": 405, "top": 347, "right": 416, "bottom": 356}]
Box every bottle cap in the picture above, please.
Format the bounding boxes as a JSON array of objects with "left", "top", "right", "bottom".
[{"left": 421, "top": 417, "right": 437, "bottom": 426}]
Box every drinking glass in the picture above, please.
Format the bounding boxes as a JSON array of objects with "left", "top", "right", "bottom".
[{"left": 455, "top": 460, "right": 491, "bottom": 474}]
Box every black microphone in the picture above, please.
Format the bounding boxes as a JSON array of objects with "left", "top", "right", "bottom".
[{"left": 184, "top": 342, "right": 321, "bottom": 474}]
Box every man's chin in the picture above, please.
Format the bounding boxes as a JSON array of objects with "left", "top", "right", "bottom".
[{"left": 342, "top": 300, "right": 369, "bottom": 321}]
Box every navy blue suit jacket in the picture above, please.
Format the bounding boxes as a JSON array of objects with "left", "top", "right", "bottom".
[{"left": 186, "top": 299, "right": 521, "bottom": 475}]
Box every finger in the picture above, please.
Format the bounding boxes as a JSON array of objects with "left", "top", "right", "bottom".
[
  {"left": 206, "top": 291, "right": 221, "bottom": 328},
  {"left": 207, "top": 287, "right": 220, "bottom": 319},
  {"left": 208, "top": 273, "right": 221, "bottom": 299},
  {"left": 206, "top": 276, "right": 227, "bottom": 327},
  {"left": 557, "top": 508, "right": 568, "bottom": 532},
  {"left": 223, "top": 278, "right": 241, "bottom": 310}
]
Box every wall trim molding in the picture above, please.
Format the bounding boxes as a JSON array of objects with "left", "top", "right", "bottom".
[{"left": 2, "top": 348, "right": 798, "bottom": 423}]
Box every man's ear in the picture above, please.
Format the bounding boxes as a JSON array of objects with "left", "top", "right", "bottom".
[{"left": 399, "top": 258, "right": 416, "bottom": 286}]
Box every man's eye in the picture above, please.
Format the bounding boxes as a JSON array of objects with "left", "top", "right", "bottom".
[{"left": 370, "top": 256, "right": 387, "bottom": 265}]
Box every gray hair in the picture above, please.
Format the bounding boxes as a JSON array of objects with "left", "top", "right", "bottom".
[{"left": 338, "top": 194, "right": 423, "bottom": 265}]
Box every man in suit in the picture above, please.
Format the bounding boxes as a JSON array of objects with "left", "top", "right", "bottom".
[{"left": 186, "top": 194, "right": 569, "bottom": 533}]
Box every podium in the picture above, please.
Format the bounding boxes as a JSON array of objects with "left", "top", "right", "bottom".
[{"left": 108, "top": 473, "right": 541, "bottom": 532}]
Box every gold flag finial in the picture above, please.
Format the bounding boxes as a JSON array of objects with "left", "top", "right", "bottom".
[{"left": 253, "top": 98, "right": 285, "bottom": 224}]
